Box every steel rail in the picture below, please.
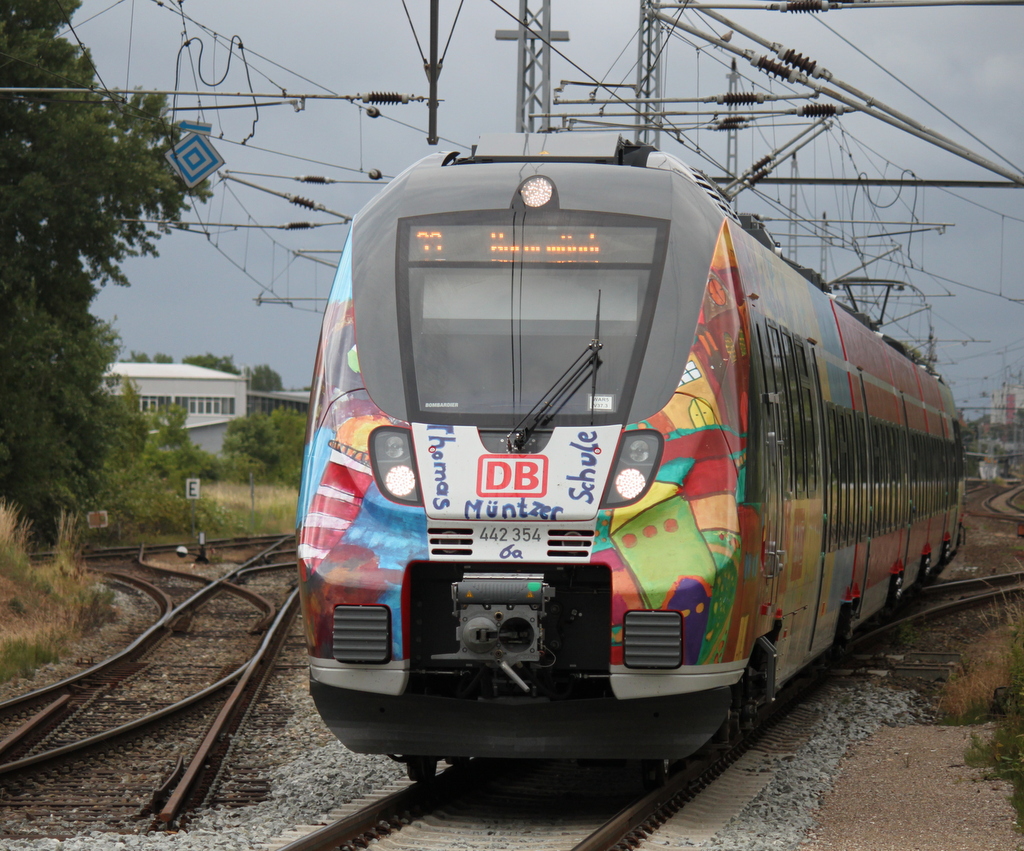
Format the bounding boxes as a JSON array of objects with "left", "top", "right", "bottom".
[
  {"left": 272, "top": 762, "right": 491, "bottom": 851},
  {"left": 0, "top": 571, "right": 177, "bottom": 715},
  {"left": 158, "top": 587, "right": 301, "bottom": 824},
  {"left": 0, "top": 536, "right": 294, "bottom": 769},
  {"left": 0, "top": 661, "right": 250, "bottom": 776},
  {"left": 852, "top": 583, "right": 1024, "bottom": 652}
]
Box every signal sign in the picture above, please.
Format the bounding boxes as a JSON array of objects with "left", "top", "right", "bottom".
[
  {"left": 165, "top": 128, "right": 225, "bottom": 188},
  {"left": 185, "top": 479, "right": 201, "bottom": 500}
]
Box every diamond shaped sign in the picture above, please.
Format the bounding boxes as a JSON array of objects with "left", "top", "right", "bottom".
[{"left": 165, "top": 131, "right": 225, "bottom": 188}]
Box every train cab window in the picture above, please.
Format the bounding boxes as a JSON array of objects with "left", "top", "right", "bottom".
[{"left": 396, "top": 212, "right": 668, "bottom": 427}]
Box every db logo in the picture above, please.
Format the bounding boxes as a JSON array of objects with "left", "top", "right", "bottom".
[{"left": 477, "top": 455, "right": 548, "bottom": 497}]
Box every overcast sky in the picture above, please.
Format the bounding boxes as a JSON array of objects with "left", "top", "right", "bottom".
[{"left": 70, "top": 0, "right": 1024, "bottom": 415}]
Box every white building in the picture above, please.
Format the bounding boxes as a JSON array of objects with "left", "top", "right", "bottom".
[
  {"left": 105, "top": 363, "right": 248, "bottom": 453},
  {"left": 992, "top": 383, "right": 1024, "bottom": 426}
]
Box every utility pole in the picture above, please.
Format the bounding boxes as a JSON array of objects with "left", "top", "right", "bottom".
[
  {"left": 787, "top": 156, "right": 799, "bottom": 261},
  {"left": 495, "top": 1, "right": 568, "bottom": 133},
  {"left": 636, "top": 1, "right": 663, "bottom": 146},
  {"left": 725, "top": 59, "right": 740, "bottom": 180}
]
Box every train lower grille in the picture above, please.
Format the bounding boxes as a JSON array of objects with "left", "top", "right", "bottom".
[
  {"left": 333, "top": 605, "right": 391, "bottom": 663},
  {"left": 623, "top": 610, "right": 683, "bottom": 669}
]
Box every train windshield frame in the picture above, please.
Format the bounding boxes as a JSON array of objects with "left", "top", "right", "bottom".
[{"left": 396, "top": 209, "right": 669, "bottom": 428}]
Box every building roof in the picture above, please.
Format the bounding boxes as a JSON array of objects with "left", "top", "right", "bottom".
[{"left": 107, "top": 362, "right": 245, "bottom": 381}]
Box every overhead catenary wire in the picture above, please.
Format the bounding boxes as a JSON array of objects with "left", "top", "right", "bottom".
[{"left": 654, "top": 4, "right": 1024, "bottom": 183}]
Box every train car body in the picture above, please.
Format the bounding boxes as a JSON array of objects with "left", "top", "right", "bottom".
[{"left": 296, "top": 133, "right": 964, "bottom": 763}]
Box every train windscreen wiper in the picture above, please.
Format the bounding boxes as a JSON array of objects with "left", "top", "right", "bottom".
[{"left": 505, "top": 294, "right": 602, "bottom": 453}]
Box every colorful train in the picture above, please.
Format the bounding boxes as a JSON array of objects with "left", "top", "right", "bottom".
[{"left": 296, "top": 133, "right": 964, "bottom": 779}]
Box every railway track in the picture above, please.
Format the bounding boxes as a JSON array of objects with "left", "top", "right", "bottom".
[
  {"left": 261, "top": 541, "right": 1024, "bottom": 851},
  {"left": 0, "top": 535, "right": 301, "bottom": 839},
  {"left": 5, "top": 484, "right": 1020, "bottom": 847}
]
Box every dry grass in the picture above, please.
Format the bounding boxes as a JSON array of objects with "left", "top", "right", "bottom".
[
  {"left": 203, "top": 481, "right": 298, "bottom": 535},
  {"left": 0, "top": 501, "right": 114, "bottom": 684},
  {"left": 939, "top": 622, "right": 1014, "bottom": 721}
]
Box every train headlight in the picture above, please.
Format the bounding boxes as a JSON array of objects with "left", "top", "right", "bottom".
[
  {"left": 382, "top": 434, "right": 407, "bottom": 459},
  {"left": 627, "top": 438, "right": 652, "bottom": 464},
  {"left": 369, "top": 426, "right": 422, "bottom": 505},
  {"left": 614, "top": 467, "right": 647, "bottom": 501},
  {"left": 602, "top": 430, "right": 663, "bottom": 508},
  {"left": 384, "top": 465, "right": 417, "bottom": 498},
  {"left": 520, "top": 176, "right": 553, "bottom": 208}
]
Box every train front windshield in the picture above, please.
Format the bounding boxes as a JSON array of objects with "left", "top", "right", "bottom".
[{"left": 397, "top": 211, "right": 668, "bottom": 427}]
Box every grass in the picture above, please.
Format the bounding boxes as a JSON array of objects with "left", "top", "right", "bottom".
[
  {"left": 0, "top": 502, "right": 115, "bottom": 685},
  {"left": 203, "top": 481, "right": 298, "bottom": 536},
  {"left": 944, "top": 603, "right": 1024, "bottom": 827}
]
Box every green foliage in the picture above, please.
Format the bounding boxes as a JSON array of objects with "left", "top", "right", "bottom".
[
  {"left": 0, "top": 0, "right": 195, "bottom": 539},
  {"left": 89, "top": 397, "right": 228, "bottom": 540},
  {"left": 126, "top": 351, "right": 173, "bottom": 363},
  {"left": 183, "top": 353, "right": 241, "bottom": 374},
  {"left": 249, "top": 364, "right": 284, "bottom": 392},
  {"left": 221, "top": 409, "right": 306, "bottom": 486}
]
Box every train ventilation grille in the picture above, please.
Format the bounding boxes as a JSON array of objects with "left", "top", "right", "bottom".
[
  {"left": 333, "top": 605, "right": 390, "bottom": 664},
  {"left": 546, "top": 529, "right": 596, "bottom": 558},
  {"left": 428, "top": 528, "right": 597, "bottom": 558},
  {"left": 623, "top": 610, "right": 683, "bottom": 669},
  {"left": 690, "top": 169, "right": 740, "bottom": 223},
  {"left": 428, "top": 527, "right": 474, "bottom": 556}
]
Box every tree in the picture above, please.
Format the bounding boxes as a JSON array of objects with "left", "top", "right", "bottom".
[
  {"left": 126, "top": 351, "right": 173, "bottom": 363},
  {"left": 221, "top": 409, "right": 306, "bottom": 485},
  {"left": 183, "top": 353, "right": 240, "bottom": 374},
  {"left": 0, "top": 1, "right": 196, "bottom": 537},
  {"left": 249, "top": 364, "right": 283, "bottom": 392}
]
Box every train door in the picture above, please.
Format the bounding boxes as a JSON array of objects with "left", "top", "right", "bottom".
[
  {"left": 801, "top": 343, "right": 831, "bottom": 653},
  {"left": 754, "top": 323, "right": 786, "bottom": 611},
  {"left": 853, "top": 373, "right": 873, "bottom": 616}
]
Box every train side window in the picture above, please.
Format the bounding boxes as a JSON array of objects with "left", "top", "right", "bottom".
[
  {"left": 871, "top": 419, "right": 883, "bottom": 537},
  {"left": 802, "top": 344, "right": 820, "bottom": 495},
  {"left": 825, "top": 404, "right": 838, "bottom": 551},
  {"left": 839, "top": 409, "right": 852, "bottom": 547},
  {"left": 850, "top": 410, "right": 863, "bottom": 541}
]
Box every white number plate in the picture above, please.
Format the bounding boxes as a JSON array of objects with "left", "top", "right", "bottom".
[{"left": 478, "top": 526, "right": 543, "bottom": 543}]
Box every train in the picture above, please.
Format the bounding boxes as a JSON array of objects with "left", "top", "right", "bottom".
[{"left": 295, "top": 132, "right": 964, "bottom": 781}]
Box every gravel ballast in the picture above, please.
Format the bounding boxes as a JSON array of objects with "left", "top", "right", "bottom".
[{"left": 4, "top": 678, "right": 1013, "bottom": 851}]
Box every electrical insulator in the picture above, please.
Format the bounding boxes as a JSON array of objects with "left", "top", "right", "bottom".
[
  {"left": 300, "top": 176, "right": 327, "bottom": 184},
  {"left": 285, "top": 222, "right": 313, "bottom": 230},
  {"left": 290, "top": 196, "right": 316, "bottom": 210},
  {"left": 753, "top": 55, "right": 798, "bottom": 83},
  {"left": 719, "top": 92, "right": 765, "bottom": 105},
  {"left": 779, "top": 48, "right": 818, "bottom": 75},
  {"left": 359, "top": 92, "right": 410, "bottom": 105},
  {"left": 799, "top": 104, "right": 840, "bottom": 117},
  {"left": 714, "top": 117, "right": 748, "bottom": 131},
  {"left": 365, "top": 107, "right": 381, "bottom": 118},
  {"left": 782, "top": 0, "right": 829, "bottom": 11}
]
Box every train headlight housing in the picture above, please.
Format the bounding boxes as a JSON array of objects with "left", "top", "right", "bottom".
[
  {"left": 369, "top": 426, "right": 422, "bottom": 505},
  {"left": 602, "top": 430, "right": 663, "bottom": 508}
]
